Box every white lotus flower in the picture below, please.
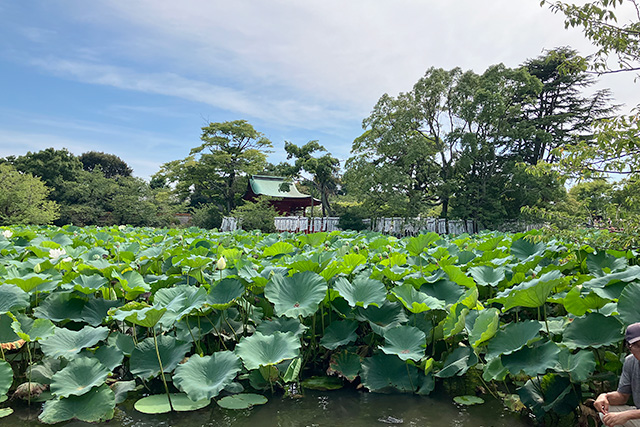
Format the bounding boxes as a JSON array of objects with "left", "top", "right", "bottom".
[
  {"left": 216, "top": 256, "right": 227, "bottom": 270},
  {"left": 2, "top": 230, "right": 12, "bottom": 239},
  {"left": 118, "top": 225, "right": 126, "bottom": 231},
  {"left": 49, "top": 248, "right": 66, "bottom": 259},
  {"left": 62, "top": 257, "right": 72, "bottom": 263}
]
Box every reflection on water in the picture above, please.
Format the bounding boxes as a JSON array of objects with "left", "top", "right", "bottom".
[{"left": 3, "top": 389, "right": 532, "bottom": 427}]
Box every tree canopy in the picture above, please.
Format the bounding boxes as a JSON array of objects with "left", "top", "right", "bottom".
[{"left": 0, "top": 163, "right": 59, "bottom": 225}]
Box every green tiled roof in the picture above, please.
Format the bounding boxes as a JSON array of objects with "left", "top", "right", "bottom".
[{"left": 249, "top": 175, "right": 314, "bottom": 199}]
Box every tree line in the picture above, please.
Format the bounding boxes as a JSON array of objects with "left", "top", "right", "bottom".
[{"left": 2, "top": 0, "right": 638, "bottom": 234}]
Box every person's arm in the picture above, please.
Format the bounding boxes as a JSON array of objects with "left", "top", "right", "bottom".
[
  {"left": 594, "top": 391, "right": 631, "bottom": 414},
  {"left": 602, "top": 407, "right": 640, "bottom": 427}
]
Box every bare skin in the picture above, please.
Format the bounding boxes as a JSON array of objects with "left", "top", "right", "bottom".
[{"left": 595, "top": 343, "right": 640, "bottom": 427}]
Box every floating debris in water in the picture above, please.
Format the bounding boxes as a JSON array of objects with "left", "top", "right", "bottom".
[{"left": 378, "top": 415, "right": 404, "bottom": 424}]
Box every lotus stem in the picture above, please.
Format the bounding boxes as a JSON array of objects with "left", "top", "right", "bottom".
[
  {"left": 202, "top": 310, "right": 228, "bottom": 350},
  {"left": 0, "top": 344, "right": 5, "bottom": 361},
  {"left": 185, "top": 317, "right": 202, "bottom": 356},
  {"left": 26, "top": 342, "right": 33, "bottom": 406},
  {"left": 543, "top": 304, "right": 550, "bottom": 335},
  {"left": 152, "top": 328, "right": 174, "bottom": 412},
  {"left": 221, "top": 310, "right": 238, "bottom": 343},
  {"left": 405, "top": 361, "right": 415, "bottom": 393}
]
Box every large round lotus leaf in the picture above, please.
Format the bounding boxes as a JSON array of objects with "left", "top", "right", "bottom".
[
  {"left": 235, "top": 332, "right": 300, "bottom": 370},
  {"left": 518, "top": 374, "right": 579, "bottom": 420},
  {"left": 562, "top": 312, "right": 623, "bottom": 349},
  {"left": 40, "top": 326, "right": 109, "bottom": 359},
  {"left": 405, "top": 233, "right": 439, "bottom": 256},
  {"left": 441, "top": 304, "right": 469, "bottom": 339},
  {"left": 491, "top": 270, "right": 563, "bottom": 310},
  {"left": 320, "top": 320, "right": 358, "bottom": 350},
  {"left": 468, "top": 265, "right": 506, "bottom": 287},
  {"left": 0, "top": 284, "right": 29, "bottom": 315},
  {"left": 217, "top": 393, "right": 268, "bottom": 410},
  {"left": 154, "top": 285, "right": 207, "bottom": 323},
  {"left": 173, "top": 352, "right": 242, "bottom": 402},
  {"left": 482, "top": 357, "right": 508, "bottom": 382},
  {"left": 112, "top": 380, "right": 136, "bottom": 404},
  {"left": 617, "top": 282, "right": 640, "bottom": 325},
  {"left": 11, "top": 315, "right": 55, "bottom": 342},
  {"left": 586, "top": 251, "right": 628, "bottom": 276},
  {"left": 355, "top": 301, "right": 408, "bottom": 336},
  {"left": 485, "top": 320, "right": 542, "bottom": 360},
  {"left": 442, "top": 265, "right": 475, "bottom": 288},
  {"left": 557, "top": 348, "right": 596, "bottom": 383},
  {"left": 301, "top": 376, "right": 343, "bottom": 390},
  {"left": 435, "top": 346, "right": 478, "bottom": 378},
  {"left": 33, "top": 292, "right": 87, "bottom": 322},
  {"left": 110, "top": 304, "right": 167, "bottom": 328},
  {"left": 264, "top": 271, "right": 327, "bottom": 318},
  {"left": 134, "top": 393, "right": 210, "bottom": 414},
  {"left": 263, "top": 241, "right": 295, "bottom": 257},
  {"left": 207, "top": 278, "right": 245, "bottom": 309},
  {"left": 333, "top": 276, "right": 386, "bottom": 309},
  {"left": 113, "top": 270, "right": 150, "bottom": 300},
  {"left": 581, "top": 265, "right": 640, "bottom": 289},
  {"left": 39, "top": 383, "right": 115, "bottom": 424},
  {"left": 0, "top": 360, "right": 12, "bottom": 397},
  {"left": 454, "top": 395, "right": 485, "bottom": 406},
  {"left": 79, "top": 298, "right": 122, "bottom": 326},
  {"left": 69, "top": 274, "right": 108, "bottom": 294},
  {"left": 361, "top": 353, "right": 419, "bottom": 393},
  {"left": 130, "top": 335, "right": 191, "bottom": 379},
  {"left": 380, "top": 325, "right": 425, "bottom": 362},
  {"left": 469, "top": 308, "right": 499, "bottom": 349},
  {"left": 50, "top": 357, "right": 110, "bottom": 398},
  {"left": 502, "top": 340, "right": 561, "bottom": 376},
  {"left": 81, "top": 345, "right": 124, "bottom": 371},
  {"left": 0, "top": 314, "right": 20, "bottom": 345},
  {"left": 338, "top": 253, "right": 367, "bottom": 276},
  {"left": 510, "top": 238, "right": 546, "bottom": 260},
  {"left": 328, "top": 350, "right": 362, "bottom": 382},
  {"left": 256, "top": 317, "right": 307, "bottom": 338},
  {"left": 561, "top": 286, "right": 611, "bottom": 316},
  {"left": 420, "top": 279, "right": 465, "bottom": 305},
  {"left": 108, "top": 331, "right": 135, "bottom": 356},
  {"left": 391, "top": 283, "right": 445, "bottom": 313}
]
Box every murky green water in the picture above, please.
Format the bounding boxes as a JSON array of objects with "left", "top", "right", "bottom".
[{"left": 4, "top": 389, "right": 532, "bottom": 427}]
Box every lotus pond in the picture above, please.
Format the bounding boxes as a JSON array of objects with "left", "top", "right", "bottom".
[{"left": 0, "top": 226, "right": 638, "bottom": 425}]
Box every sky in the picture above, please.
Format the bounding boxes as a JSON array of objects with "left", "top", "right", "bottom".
[{"left": 0, "top": 1, "right": 637, "bottom": 180}]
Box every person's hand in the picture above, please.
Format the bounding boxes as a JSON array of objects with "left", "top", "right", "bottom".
[
  {"left": 602, "top": 410, "right": 630, "bottom": 427},
  {"left": 594, "top": 393, "right": 610, "bottom": 414}
]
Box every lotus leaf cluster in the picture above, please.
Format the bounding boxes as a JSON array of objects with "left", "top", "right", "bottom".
[{"left": 0, "top": 225, "right": 637, "bottom": 424}]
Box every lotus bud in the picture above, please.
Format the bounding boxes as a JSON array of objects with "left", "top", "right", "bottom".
[
  {"left": 34, "top": 263, "right": 42, "bottom": 273},
  {"left": 216, "top": 256, "right": 227, "bottom": 270}
]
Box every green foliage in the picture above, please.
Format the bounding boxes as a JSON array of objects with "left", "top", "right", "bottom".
[
  {"left": 231, "top": 197, "right": 278, "bottom": 233},
  {"left": 190, "top": 203, "right": 223, "bottom": 229},
  {"left": 0, "top": 163, "right": 60, "bottom": 225},
  {"left": 79, "top": 151, "right": 132, "bottom": 178}
]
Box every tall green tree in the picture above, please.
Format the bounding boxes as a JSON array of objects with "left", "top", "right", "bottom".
[
  {"left": 79, "top": 151, "right": 133, "bottom": 178},
  {"left": 283, "top": 141, "right": 340, "bottom": 216},
  {"left": 0, "top": 164, "right": 59, "bottom": 225},
  {"left": 156, "top": 120, "right": 272, "bottom": 213}
]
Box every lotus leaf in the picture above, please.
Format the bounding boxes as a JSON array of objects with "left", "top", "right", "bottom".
[
  {"left": 69, "top": 274, "right": 108, "bottom": 294},
  {"left": 391, "top": 283, "right": 445, "bottom": 313},
  {"left": 617, "top": 281, "right": 640, "bottom": 325},
  {"left": 562, "top": 312, "right": 623, "bottom": 349},
  {"left": 207, "top": 278, "right": 245, "bottom": 309},
  {"left": 0, "top": 360, "right": 12, "bottom": 397},
  {"left": 130, "top": 335, "right": 191, "bottom": 379},
  {"left": 355, "top": 301, "right": 408, "bottom": 336},
  {"left": 557, "top": 348, "right": 596, "bottom": 383},
  {"left": 320, "top": 320, "right": 358, "bottom": 350},
  {"left": 10, "top": 315, "right": 55, "bottom": 342},
  {"left": 39, "top": 384, "right": 115, "bottom": 424},
  {"left": 416, "top": 372, "right": 435, "bottom": 395},
  {"left": 561, "top": 286, "right": 611, "bottom": 316},
  {"left": 492, "top": 270, "right": 563, "bottom": 310},
  {"left": 405, "top": 233, "right": 439, "bottom": 256},
  {"left": 173, "top": 352, "right": 241, "bottom": 401},
  {"left": 217, "top": 393, "right": 268, "bottom": 410},
  {"left": 0, "top": 408, "right": 12, "bottom": 418},
  {"left": 113, "top": 270, "right": 150, "bottom": 300},
  {"left": 328, "top": 351, "right": 362, "bottom": 382},
  {"left": 339, "top": 253, "right": 367, "bottom": 275},
  {"left": 441, "top": 304, "right": 469, "bottom": 339},
  {"left": 361, "top": 353, "right": 419, "bottom": 393},
  {"left": 5, "top": 273, "right": 52, "bottom": 293},
  {"left": 301, "top": 376, "right": 343, "bottom": 390},
  {"left": 134, "top": 393, "right": 210, "bottom": 414},
  {"left": 50, "top": 357, "right": 110, "bottom": 398},
  {"left": 469, "top": 308, "right": 499, "bottom": 348},
  {"left": 581, "top": 265, "right": 640, "bottom": 289},
  {"left": 264, "top": 271, "right": 327, "bottom": 318},
  {"left": 380, "top": 325, "right": 425, "bottom": 362},
  {"left": 468, "top": 265, "right": 506, "bottom": 287},
  {"left": 108, "top": 331, "right": 135, "bottom": 356},
  {"left": 333, "top": 276, "right": 386, "bottom": 309},
  {"left": 29, "top": 358, "right": 61, "bottom": 385},
  {"left": 80, "top": 298, "right": 122, "bottom": 326},
  {"left": 454, "top": 395, "right": 484, "bottom": 405},
  {"left": 40, "top": 326, "right": 109, "bottom": 359},
  {"left": 282, "top": 357, "right": 302, "bottom": 383},
  {"left": 511, "top": 238, "right": 546, "bottom": 260},
  {"left": 0, "top": 284, "right": 29, "bottom": 314},
  {"left": 82, "top": 345, "right": 124, "bottom": 371},
  {"left": 586, "top": 251, "right": 628, "bottom": 276},
  {"left": 256, "top": 317, "right": 307, "bottom": 338},
  {"left": 110, "top": 305, "right": 166, "bottom": 328},
  {"left": 420, "top": 279, "right": 464, "bottom": 305},
  {"left": 482, "top": 357, "right": 508, "bottom": 382},
  {"left": 502, "top": 340, "right": 561, "bottom": 376},
  {"left": 235, "top": 332, "right": 300, "bottom": 370},
  {"left": 263, "top": 241, "right": 295, "bottom": 257},
  {"left": 518, "top": 374, "right": 579, "bottom": 419},
  {"left": 442, "top": 265, "right": 476, "bottom": 288},
  {"left": 485, "top": 320, "right": 542, "bottom": 360},
  {"left": 435, "top": 346, "right": 478, "bottom": 378}
]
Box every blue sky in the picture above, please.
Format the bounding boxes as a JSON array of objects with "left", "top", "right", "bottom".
[{"left": 1, "top": 1, "right": 637, "bottom": 179}]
